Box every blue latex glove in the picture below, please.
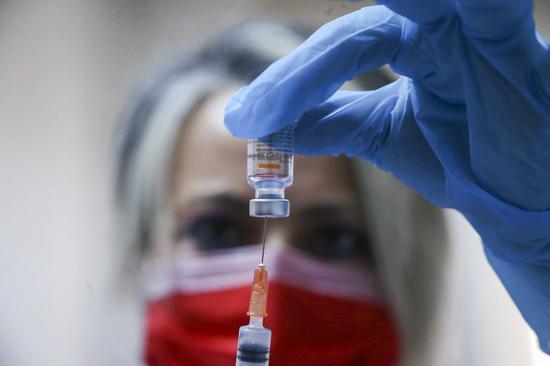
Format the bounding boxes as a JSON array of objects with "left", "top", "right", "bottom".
[{"left": 225, "top": 1, "right": 550, "bottom": 353}]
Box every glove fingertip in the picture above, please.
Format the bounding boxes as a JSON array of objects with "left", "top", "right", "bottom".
[
  {"left": 225, "top": 85, "right": 289, "bottom": 138},
  {"left": 223, "top": 87, "right": 254, "bottom": 138}
]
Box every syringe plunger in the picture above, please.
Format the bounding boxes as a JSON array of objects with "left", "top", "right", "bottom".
[{"left": 236, "top": 317, "right": 271, "bottom": 366}]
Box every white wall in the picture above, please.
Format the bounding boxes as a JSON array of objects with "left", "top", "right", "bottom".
[{"left": 0, "top": 1, "right": 103, "bottom": 364}]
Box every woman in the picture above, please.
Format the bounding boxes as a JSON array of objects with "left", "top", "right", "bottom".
[{"left": 116, "top": 20, "right": 447, "bottom": 366}]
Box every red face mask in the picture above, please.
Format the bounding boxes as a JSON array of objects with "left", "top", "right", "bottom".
[{"left": 143, "top": 245, "right": 399, "bottom": 366}]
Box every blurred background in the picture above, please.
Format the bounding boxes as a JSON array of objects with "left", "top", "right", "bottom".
[{"left": 0, "top": 1, "right": 549, "bottom": 365}]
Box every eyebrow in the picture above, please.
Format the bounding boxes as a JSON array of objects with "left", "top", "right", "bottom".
[{"left": 178, "top": 193, "right": 250, "bottom": 216}]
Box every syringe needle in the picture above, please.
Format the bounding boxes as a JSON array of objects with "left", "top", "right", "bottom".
[{"left": 260, "top": 218, "right": 268, "bottom": 264}]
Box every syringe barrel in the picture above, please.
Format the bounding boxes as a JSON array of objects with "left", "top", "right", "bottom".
[{"left": 236, "top": 317, "right": 271, "bottom": 366}]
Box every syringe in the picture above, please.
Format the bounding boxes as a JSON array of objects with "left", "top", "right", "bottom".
[{"left": 236, "top": 219, "right": 271, "bottom": 366}]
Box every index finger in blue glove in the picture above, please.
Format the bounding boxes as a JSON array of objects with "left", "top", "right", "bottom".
[{"left": 224, "top": 6, "right": 406, "bottom": 139}]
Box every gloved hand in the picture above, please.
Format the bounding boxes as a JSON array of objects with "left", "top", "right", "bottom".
[{"left": 224, "top": 1, "right": 550, "bottom": 353}]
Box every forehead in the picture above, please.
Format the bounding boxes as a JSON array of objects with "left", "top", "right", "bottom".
[{"left": 172, "top": 89, "right": 359, "bottom": 210}]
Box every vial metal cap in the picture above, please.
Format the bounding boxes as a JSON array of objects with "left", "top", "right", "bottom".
[{"left": 249, "top": 199, "right": 289, "bottom": 218}]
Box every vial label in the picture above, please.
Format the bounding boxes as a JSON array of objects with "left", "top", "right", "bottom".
[{"left": 248, "top": 125, "right": 293, "bottom": 178}]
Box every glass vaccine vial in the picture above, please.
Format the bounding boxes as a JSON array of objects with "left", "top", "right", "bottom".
[{"left": 247, "top": 125, "right": 293, "bottom": 217}]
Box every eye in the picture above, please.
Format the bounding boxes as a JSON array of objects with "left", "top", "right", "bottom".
[
  {"left": 294, "top": 223, "right": 368, "bottom": 261},
  {"left": 179, "top": 213, "right": 252, "bottom": 250}
]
